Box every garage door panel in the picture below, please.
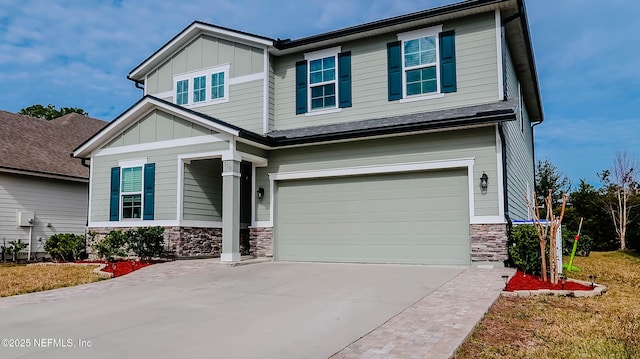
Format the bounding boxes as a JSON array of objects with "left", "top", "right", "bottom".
[{"left": 275, "top": 169, "right": 470, "bottom": 265}]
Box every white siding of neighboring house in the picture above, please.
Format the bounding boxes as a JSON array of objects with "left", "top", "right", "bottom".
[{"left": 0, "top": 172, "right": 88, "bottom": 257}]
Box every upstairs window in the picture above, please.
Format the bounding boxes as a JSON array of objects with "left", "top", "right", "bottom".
[
  {"left": 388, "top": 26, "right": 456, "bottom": 101},
  {"left": 193, "top": 75, "right": 206, "bottom": 103},
  {"left": 296, "top": 47, "right": 351, "bottom": 115},
  {"left": 176, "top": 79, "right": 189, "bottom": 105},
  {"left": 173, "top": 65, "right": 229, "bottom": 107},
  {"left": 309, "top": 56, "right": 336, "bottom": 110},
  {"left": 211, "top": 72, "right": 225, "bottom": 100}
]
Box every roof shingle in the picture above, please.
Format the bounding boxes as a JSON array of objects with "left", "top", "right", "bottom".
[{"left": 0, "top": 111, "right": 107, "bottom": 180}]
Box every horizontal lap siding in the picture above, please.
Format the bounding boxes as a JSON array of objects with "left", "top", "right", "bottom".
[
  {"left": 0, "top": 173, "right": 88, "bottom": 245},
  {"left": 91, "top": 142, "right": 229, "bottom": 222},
  {"left": 183, "top": 159, "right": 222, "bottom": 221},
  {"left": 255, "top": 126, "right": 499, "bottom": 222},
  {"left": 196, "top": 80, "right": 264, "bottom": 133},
  {"left": 273, "top": 12, "right": 498, "bottom": 130},
  {"left": 503, "top": 44, "right": 534, "bottom": 220}
]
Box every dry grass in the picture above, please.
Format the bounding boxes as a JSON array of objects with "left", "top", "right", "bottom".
[
  {"left": 0, "top": 263, "right": 104, "bottom": 297},
  {"left": 455, "top": 251, "right": 640, "bottom": 359}
]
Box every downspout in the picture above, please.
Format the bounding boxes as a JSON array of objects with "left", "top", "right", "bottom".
[
  {"left": 127, "top": 76, "right": 145, "bottom": 92},
  {"left": 497, "top": 122, "right": 511, "bottom": 227},
  {"left": 74, "top": 155, "right": 91, "bottom": 253}
]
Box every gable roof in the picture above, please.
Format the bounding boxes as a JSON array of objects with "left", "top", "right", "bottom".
[
  {"left": 0, "top": 111, "right": 107, "bottom": 181},
  {"left": 127, "top": 0, "right": 542, "bottom": 123}
]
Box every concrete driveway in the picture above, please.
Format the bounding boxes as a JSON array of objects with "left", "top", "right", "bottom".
[{"left": 0, "top": 260, "right": 511, "bottom": 359}]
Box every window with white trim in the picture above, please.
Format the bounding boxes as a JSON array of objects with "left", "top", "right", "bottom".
[
  {"left": 173, "top": 65, "right": 229, "bottom": 107},
  {"left": 398, "top": 26, "right": 442, "bottom": 98},
  {"left": 121, "top": 166, "right": 143, "bottom": 219},
  {"left": 304, "top": 47, "right": 340, "bottom": 111}
]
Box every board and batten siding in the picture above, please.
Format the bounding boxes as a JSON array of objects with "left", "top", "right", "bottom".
[
  {"left": 183, "top": 158, "right": 223, "bottom": 222},
  {"left": 503, "top": 43, "right": 534, "bottom": 220},
  {"left": 91, "top": 141, "right": 229, "bottom": 222},
  {"left": 145, "top": 35, "right": 264, "bottom": 94},
  {"left": 272, "top": 12, "right": 499, "bottom": 131},
  {"left": 255, "top": 126, "right": 499, "bottom": 222},
  {"left": 105, "top": 110, "right": 217, "bottom": 148},
  {"left": 144, "top": 34, "right": 266, "bottom": 134},
  {"left": 0, "top": 173, "right": 88, "bottom": 252}
]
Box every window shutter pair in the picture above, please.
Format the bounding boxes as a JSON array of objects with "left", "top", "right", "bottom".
[
  {"left": 295, "top": 52, "right": 352, "bottom": 114},
  {"left": 387, "top": 30, "right": 457, "bottom": 101},
  {"left": 109, "top": 163, "right": 155, "bottom": 221}
]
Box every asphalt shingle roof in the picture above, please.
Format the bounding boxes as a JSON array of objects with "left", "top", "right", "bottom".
[{"left": 0, "top": 111, "right": 107, "bottom": 180}]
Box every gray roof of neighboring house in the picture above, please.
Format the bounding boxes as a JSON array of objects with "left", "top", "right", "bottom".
[
  {"left": 0, "top": 111, "right": 107, "bottom": 180},
  {"left": 266, "top": 100, "right": 518, "bottom": 146}
]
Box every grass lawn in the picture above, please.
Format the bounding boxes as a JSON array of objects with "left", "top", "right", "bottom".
[
  {"left": 0, "top": 263, "right": 104, "bottom": 298},
  {"left": 455, "top": 251, "right": 640, "bottom": 358}
]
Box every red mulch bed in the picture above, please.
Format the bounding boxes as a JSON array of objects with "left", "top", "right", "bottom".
[
  {"left": 76, "top": 260, "right": 154, "bottom": 277},
  {"left": 507, "top": 270, "right": 593, "bottom": 292}
]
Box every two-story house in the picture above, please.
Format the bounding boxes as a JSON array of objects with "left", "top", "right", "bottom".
[{"left": 73, "top": 0, "right": 541, "bottom": 265}]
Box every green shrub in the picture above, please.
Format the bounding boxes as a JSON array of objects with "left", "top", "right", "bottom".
[
  {"left": 93, "top": 230, "right": 128, "bottom": 260},
  {"left": 508, "top": 225, "right": 543, "bottom": 275},
  {"left": 562, "top": 227, "right": 593, "bottom": 257},
  {"left": 2, "top": 240, "right": 28, "bottom": 262},
  {"left": 44, "top": 233, "right": 86, "bottom": 262},
  {"left": 125, "top": 227, "right": 165, "bottom": 261}
]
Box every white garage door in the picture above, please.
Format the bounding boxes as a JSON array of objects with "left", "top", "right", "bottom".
[{"left": 274, "top": 169, "right": 470, "bottom": 264}]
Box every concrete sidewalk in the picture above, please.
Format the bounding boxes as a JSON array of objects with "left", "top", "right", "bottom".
[{"left": 0, "top": 260, "right": 513, "bottom": 359}]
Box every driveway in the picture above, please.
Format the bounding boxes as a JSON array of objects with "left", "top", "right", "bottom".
[{"left": 0, "top": 261, "right": 512, "bottom": 359}]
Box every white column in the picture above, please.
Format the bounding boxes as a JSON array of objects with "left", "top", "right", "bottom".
[{"left": 221, "top": 155, "right": 241, "bottom": 262}]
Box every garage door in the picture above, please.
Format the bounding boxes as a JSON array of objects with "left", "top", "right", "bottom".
[{"left": 274, "top": 169, "right": 470, "bottom": 265}]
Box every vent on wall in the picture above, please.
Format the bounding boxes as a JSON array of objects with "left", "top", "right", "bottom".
[{"left": 17, "top": 211, "right": 35, "bottom": 227}]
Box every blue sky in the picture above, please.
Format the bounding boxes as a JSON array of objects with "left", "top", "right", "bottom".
[{"left": 0, "top": 0, "right": 638, "bottom": 186}]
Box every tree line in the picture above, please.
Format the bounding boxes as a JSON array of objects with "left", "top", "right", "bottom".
[{"left": 536, "top": 151, "right": 639, "bottom": 251}]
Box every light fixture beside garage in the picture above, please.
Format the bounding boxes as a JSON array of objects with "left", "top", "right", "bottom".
[
  {"left": 257, "top": 187, "right": 265, "bottom": 200},
  {"left": 480, "top": 172, "right": 489, "bottom": 190}
]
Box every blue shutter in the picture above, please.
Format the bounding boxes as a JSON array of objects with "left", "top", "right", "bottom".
[
  {"left": 295, "top": 60, "right": 308, "bottom": 114},
  {"left": 338, "top": 51, "right": 352, "bottom": 108},
  {"left": 109, "top": 167, "right": 120, "bottom": 221},
  {"left": 387, "top": 41, "right": 402, "bottom": 101},
  {"left": 143, "top": 163, "right": 155, "bottom": 220},
  {"left": 439, "top": 30, "right": 457, "bottom": 93}
]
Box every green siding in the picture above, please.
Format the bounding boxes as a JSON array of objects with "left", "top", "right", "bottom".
[
  {"left": 256, "top": 126, "right": 499, "bottom": 222},
  {"left": 272, "top": 12, "right": 498, "bottom": 130},
  {"left": 91, "top": 141, "right": 229, "bottom": 222},
  {"left": 105, "top": 110, "right": 217, "bottom": 148},
  {"left": 503, "top": 44, "right": 534, "bottom": 220},
  {"left": 236, "top": 141, "right": 267, "bottom": 158},
  {"left": 275, "top": 169, "right": 470, "bottom": 264},
  {"left": 146, "top": 34, "right": 265, "bottom": 95},
  {"left": 183, "top": 159, "right": 223, "bottom": 221},
  {"left": 190, "top": 80, "right": 264, "bottom": 133}
]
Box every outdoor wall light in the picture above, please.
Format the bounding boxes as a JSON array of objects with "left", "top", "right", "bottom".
[
  {"left": 480, "top": 172, "right": 489, "bottom": 190},
  {"left": 257, "top": 187, "right": 265, "bottom": 200},
  {"left": 501, "top": 275, "right": 509, "bottom": 291}
]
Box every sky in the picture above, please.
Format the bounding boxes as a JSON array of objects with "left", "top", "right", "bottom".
[{"left": 0, "top": 0, "right": 638, "bottom": 187}]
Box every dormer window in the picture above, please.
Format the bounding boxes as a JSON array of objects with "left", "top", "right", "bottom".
[{"left": 173, "top": 64, "right": 229, "bottom": 107}]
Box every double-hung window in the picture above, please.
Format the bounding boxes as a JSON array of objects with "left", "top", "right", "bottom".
[
  {"left": 296, "top": 46, "right": 352, "bottom": 115},
  {"left": 173, "top": 65, "right": 229, "bottom": 107},
  {"left": 388, "top": 25, "right": 457, "bottom": 101},
  {"left": 121, "top": 167, "right": 142, "bottom": 219},
  {"left": 110, "top": 160, "right": 155, "bottom": 222}
]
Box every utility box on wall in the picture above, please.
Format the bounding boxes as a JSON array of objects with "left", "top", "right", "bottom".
[{"left": 17, "top": 211, "right": 35, "bottom": 227}]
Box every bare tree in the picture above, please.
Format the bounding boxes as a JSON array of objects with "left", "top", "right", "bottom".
[{"left": 599, "top": 150, "right": 639, "bottom": 250}]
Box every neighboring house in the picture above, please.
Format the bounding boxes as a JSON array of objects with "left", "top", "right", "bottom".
[
  {"left": 73, "top": 0, "right": 541, "bottom": 265},
  {"left": 0, "top": 111, "right": 106, "bottom": 259}
]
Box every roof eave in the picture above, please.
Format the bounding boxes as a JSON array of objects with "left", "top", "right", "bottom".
[{"left": 129, "top": 21, "right": 275, "bottom": 82}]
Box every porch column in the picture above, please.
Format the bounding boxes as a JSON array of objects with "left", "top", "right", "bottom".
[{"left": 221, "top": 156, "right": 241, "bottom": 262}]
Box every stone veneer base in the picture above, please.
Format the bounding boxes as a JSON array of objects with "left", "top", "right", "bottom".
[
  {"left": 249, "top": 227, "right": 273, "bottom": 258},
  {"left": 470, "top": 223, "right": 508, "bottom": 263}
]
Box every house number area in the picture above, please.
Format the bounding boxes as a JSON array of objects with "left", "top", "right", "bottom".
[{"left": 1, "top": 338, "right": 93, "bottom": 349}]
